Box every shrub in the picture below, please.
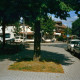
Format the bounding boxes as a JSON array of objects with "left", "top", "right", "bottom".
[{"left": 57, "top": 36, "right": 64, "bottom": 41}]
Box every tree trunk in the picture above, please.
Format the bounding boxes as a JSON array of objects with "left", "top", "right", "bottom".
[
  {"left": 2, "top": 21, "right": 6, "bottom": 48},
  {"left": 33, "top": 20, "right": 41, "bottom": 61}
]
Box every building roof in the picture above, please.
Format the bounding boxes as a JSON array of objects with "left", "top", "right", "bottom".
[
  {"left": 55, "top": 22, "right": 66, "bottom": 29},
  {"left": 56, "top": 21, "right": 62, "bottom": 24}
]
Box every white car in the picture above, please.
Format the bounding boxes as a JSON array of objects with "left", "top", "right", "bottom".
[
  {"left": 0, "top": 33, "right": 15, "bottom": 43},
  {"left": 73, "top": 42, "right": 80, "bottom": 54},
  {"left": 15, "top": 36, "right": 24, "bottom": 42},
  {"left": 67, "top": 39, "right": 80, "bottom": 52}
]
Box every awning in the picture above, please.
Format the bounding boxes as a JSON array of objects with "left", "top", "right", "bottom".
[{"left": 20, "top": 31, "right": 34, "bottom": 35}]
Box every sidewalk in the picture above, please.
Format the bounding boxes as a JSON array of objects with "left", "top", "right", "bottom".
[{"left": 0, "top": 45, "right": 80, "bottom": 80}]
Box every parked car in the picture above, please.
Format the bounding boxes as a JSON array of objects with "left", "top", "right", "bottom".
[
  {"left": 15, "top": 36, "right": 24, "bottom": 42},
  {"left": 67, "top": 39, "right": 80, "bottom": 52},
  {"left": 73, "top": 42, "right": 80, "bottom": 54},
  {"left": 0, "top": 33, "right": 15, "bottom": 43}
]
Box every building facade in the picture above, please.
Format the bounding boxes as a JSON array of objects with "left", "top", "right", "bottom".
[{"left": 53, "top": 21, "right": 67, "bottom": 40}]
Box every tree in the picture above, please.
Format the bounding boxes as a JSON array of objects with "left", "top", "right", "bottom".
[
  {"left": 14, "top": 22, "right": 21, "bottom": 36},
  {"left": 64, "top": 27, "right": 72, "bottom": 36},
  {"left": 0, "top": 0, "right": 28, "bottom": 47},
  {"left": 28, "top": 1, "right": 72, "bottom": 61},
  {"left": 41, "top": 17, "right": 55, "bottom": 35},
  {"left": 72, "top": 18, "right": 80, "bottom": 37},
  {"left": 61, "top": 0, "right": 80, "bottom": 17},
  {"left": 0, "top": 0, "right": 75, "bottom": 60}
]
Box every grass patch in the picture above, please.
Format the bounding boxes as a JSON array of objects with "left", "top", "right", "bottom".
[{"left": 9, "top": 61, "right": 64, "bottom": 73}]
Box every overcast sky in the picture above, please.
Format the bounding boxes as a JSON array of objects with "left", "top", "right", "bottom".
[{"left": 49, "top": 11, "right": 79, "bottom": 28}]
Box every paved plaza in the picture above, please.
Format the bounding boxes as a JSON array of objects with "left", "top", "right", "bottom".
[{"left": 0, "top": 43, "right": 80, "bottom": 80}]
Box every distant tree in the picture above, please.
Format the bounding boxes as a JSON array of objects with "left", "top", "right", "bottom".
[
  {"left": 41, "top": 17, "right": 55, "bottom": 35},
  {"left": 14, "top": 22, "right": 21, "bottom": 36},
  {"left": 72, "top": 18, "right": 80, "bottom": 37},
  {"left": 64, "top": 27, "right": 72, "bottom": 36}
]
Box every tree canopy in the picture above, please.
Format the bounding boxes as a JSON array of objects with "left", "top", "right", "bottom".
[
  {"left": 0, "top": 0, "right": 73, "bottom": 24},
  {"left": 72, "top": 18, "right": 80, "bottom": 37},
  {"left": 61, "top": 0, "right": 80, "bottom": 17}
]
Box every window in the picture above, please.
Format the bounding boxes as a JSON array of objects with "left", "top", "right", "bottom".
[
  {"left": 71, "top": 41, "right": 80, "bottom": 44},
  {"left": 21, "top": 37, "right": 23, "bottom": 39},
  {"left": 15, "top": 37, "right": 19, "bottom": 39},
  {"left": 5, "top": 33, "right": 10, "bottom": 38}
]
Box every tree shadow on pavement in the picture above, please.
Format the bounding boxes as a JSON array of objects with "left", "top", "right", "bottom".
[
  {"left": 0, "top": 47, "right": 74, "bottom": 66},
  {"left": 40, "top": 50, "right": 74, "bottom": 65}
]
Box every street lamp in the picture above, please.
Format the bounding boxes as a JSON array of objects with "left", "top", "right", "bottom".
[
  {"left": 20, "top": 17, "right": 25, "bottom": 44},
  {"left": 40, "top": 30, "right": 44, "bottom": 43},
  {"left": 53, "top": 29, "right": 55, "bottom": 38}
]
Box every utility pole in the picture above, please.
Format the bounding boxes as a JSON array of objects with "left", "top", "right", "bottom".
[{"left": 20, "top": 17, "right": 25, "bottom": 45}]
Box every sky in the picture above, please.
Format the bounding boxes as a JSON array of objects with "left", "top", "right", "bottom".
[{"left": 49, "top": 11, "right": 79, "bottom": 28}]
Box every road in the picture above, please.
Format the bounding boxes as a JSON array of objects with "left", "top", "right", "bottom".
[
  {"left": 41, "top": 43, "right": 67, "bottom": 49},
  {"left": 27, "top": 42, "right": 67, "bottom": 48}
]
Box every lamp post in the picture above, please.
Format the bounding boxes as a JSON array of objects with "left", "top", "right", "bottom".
[
  {"left": 40, "top": 30, "right": 44, "bottom": 43},
  {"left": 53, "top": 29, "right": 55, "bottom": 38},
  {"left": 20, "top": 17, "right": 25, "bottom": 45},
  {"left": 67, "top": 27, "right": 69, "bottom": 42}
]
